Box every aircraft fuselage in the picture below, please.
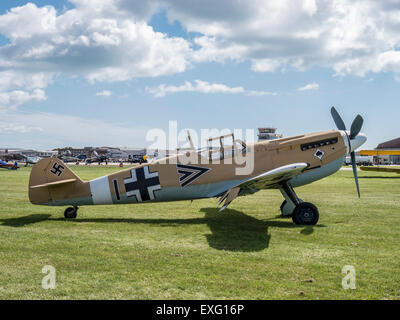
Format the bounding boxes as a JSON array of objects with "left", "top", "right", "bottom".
[{"left": 29, "top": 129, "right": 350, "bottom": 207}]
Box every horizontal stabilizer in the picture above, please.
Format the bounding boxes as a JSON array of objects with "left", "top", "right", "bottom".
[{"left": 30, "top": 178, "right": 77, "bottom": 189}]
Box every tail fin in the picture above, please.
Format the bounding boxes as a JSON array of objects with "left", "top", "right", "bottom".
[{"left": 29, "top": 158, "right": 87, "bottom": 205}]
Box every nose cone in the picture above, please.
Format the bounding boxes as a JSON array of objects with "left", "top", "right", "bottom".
[{"left": 350, "top": 133, "right": 367, "bottom": 153}]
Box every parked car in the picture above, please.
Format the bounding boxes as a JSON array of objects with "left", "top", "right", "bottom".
[{"left": 344, "top": 155, "right": 373, "bottom": 166}]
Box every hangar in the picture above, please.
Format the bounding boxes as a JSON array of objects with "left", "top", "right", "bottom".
[{"left": 361, "top": 137, "right": 400, "bottom": 164}]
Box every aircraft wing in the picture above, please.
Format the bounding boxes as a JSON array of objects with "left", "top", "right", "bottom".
[
  {"left": 236, "top": 163, "right": 308, "bottom": 190},
  {"left": 218, "top": 163, "right": 308, "bottom": 211}
]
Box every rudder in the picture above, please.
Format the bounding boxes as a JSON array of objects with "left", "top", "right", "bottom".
[{"left": 29, "top": 158, "right": 87, "bottom": 205}]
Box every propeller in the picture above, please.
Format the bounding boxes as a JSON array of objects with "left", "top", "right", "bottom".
[
  {"left": 349, "top": 115, "right": 363, "bottom": 139},
  {"left": 330, "top": 107, "right": 364, "bottom": 198}
]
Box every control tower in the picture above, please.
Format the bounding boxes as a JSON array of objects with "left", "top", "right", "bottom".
[{"left": 257, "top": 127, "right": 283, "bottom": 141}]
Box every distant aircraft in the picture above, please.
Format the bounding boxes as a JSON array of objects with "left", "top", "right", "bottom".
[
  {"left": 1, "top": 151, "right": 42, "bottom": 165},
  {"left": 28, "top": 107, "right": 366, "bottom": 226},
  {"left": 59, "top": 155, "right": 80, "bottom": 163},
  {"left": 128, "top": 154, "right": 147, "bottom": 164},
  {"left": 85, "top": 150, "right": 108, "bottom": 164},
  {"left": 24, "top": 155, "right": 41, "bottom": 165},
  {"left": 0, "top": 160, "right": 19, "bottom": 170},
  {"left": 58, "top": 150, "right": 79, "bottom": 163},
  {"left": 85, "top": 155, "right": 108, "bottom": 164}
]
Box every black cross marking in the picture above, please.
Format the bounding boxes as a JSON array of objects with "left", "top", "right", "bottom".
[
  {"left": 124, "top": 167, "right": 161, "bottom": 202},
  {"left": 50, "top": 163, "right": 64, "bottom": 176},
  {"left": 113, "top": 179, "right": 120, "bottom": 201}
]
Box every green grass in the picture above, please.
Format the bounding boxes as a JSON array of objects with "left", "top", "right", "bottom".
[{"left": 0, "top": 165, "right": 399, "bottom": 299}]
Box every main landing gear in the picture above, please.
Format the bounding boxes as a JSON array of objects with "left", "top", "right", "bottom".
[
  {"left": 64, "top": 206, "right": 78, "bottom": 219},
  {"left": 279, "top": 182, "right": 319, "bottom": 225}
]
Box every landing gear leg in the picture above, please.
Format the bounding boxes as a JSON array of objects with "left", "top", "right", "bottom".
[
  {"left": 64, "top": 206, "right": 78, "bottom": 219},
  {"left": 279, "top": 183, "right": 301, "bottom": 217},
  {"left": 279, "top": 182, "right": 319, "bottom": 225}
]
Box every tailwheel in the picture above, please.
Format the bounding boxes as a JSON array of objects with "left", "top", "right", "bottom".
[
  {"left": 64, "top": 206, "right": 78, "bottom": 219},
  {"left": 292, "top": 202, "right": 319, "bottom": 225}
]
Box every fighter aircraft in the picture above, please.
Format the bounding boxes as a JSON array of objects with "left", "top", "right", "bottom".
[
  {"left": 24, "top": 155, "right": 41, "bottom": 166},
  {"left": 85, "top": 150, "right": 108, "bottom": 164},
  {"left": 28, "top": 107, "right": 366, "bottom": 225},
  {"left": 0, "top": 160, "right": 19, "bottom": 170}
]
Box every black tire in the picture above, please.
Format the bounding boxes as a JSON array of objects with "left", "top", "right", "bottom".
[
  {"left": 292, "top": 202, "right": 319, "bottom": 225},
  {"left": 64, "top": 207, "right": 77, "bottom": 219}
]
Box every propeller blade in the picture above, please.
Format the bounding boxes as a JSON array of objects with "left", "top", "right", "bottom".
[
  {"left": 351, "top": 151, "right": 360, "bottom": 198},
  {"left": 330, "top": 106, "right": 347, "bottom": 131},
  {"left": 349, "top": 115, "right": 364, "bottom": 139}
]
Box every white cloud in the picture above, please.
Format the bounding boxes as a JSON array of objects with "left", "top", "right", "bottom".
[
  {"left": 162, "top": 0, "right": 400, "bottom": 76},
  {"left": 0, "top": 89, "right": 47, "bottom": 110},
  {"left": 246, "top": 90, "right": 278, "bottom": 97},
  {"left": 302, "top": 0, "right": 318, "bottom": 17},
  {"left": 1, "top": 0, "right": 400, "bottom": 113},
  {"left": 250, "top": 59, "right": 282, "bottom": 73},
  {"left": 0, "top": 122, "right": 43, "bottom": 134},
  {"left": 0, "top": 2, "right": 193, "bottom": 111},
  {"left": 96, "top": 90, "right": 112, "bottom": 96},
  {"left": 1, "top": 111, "right": 150, "bottom": 149},
  {"left": 191, "top": 36, "right": 247, "bottom": 63},
  {"left": 0, "top": 3, "right": 57, "bottom": 41},
  {"left": 0, "top": 72, "right": 52, "bottom": 92},
  {"left": 297, "top": 82, "right": 319, "bottom": 91},
  {"left": 0, "top": 71, "right": 51, "bottom": 111},
  {"left": 147, "top": 80, "right": 243, "bottom": 97},
  {"left": 146, "top": 80, "right": 276, "bottom": 97},
  {"left": 0, "top": 2, "right": 191, "bottom": 95}
]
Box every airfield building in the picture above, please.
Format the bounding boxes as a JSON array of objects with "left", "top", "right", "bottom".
[
  {"left": 0, "top": 148, "right": 57, "bottom": 160},
  {"left": 374, "top": 137, "right": 400, "bottom": 164},
  {"left": 257, "top": 128, "right": 283, "bottom": 142}
]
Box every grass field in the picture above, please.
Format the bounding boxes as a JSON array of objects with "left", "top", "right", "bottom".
[{"left": 0, "top": 165, "right": 399, "bottom": 299}]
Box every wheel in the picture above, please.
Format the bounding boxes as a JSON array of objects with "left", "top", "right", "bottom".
[
  {"left": 64, "top": 207, "right": 78, "bottom": 219},
  {"left": 292, "top": 202, "right": 319, "bottom": 225}
]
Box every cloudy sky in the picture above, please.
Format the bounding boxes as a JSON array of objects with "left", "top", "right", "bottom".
[{"left": 1, "top": 0, "right": 400, "bottom": 150}]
